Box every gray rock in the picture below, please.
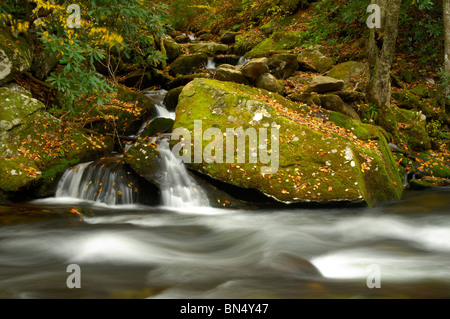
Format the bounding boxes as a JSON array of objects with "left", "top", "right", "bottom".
[
  {"left": 215, "top": 64, "right": 249, "bottom": 85},
  {"left": 241, "top": 58, "right": 269, "bottom": 81},
  {"left": 198, "top": 33, "right": 214, "bottom": 41},
  {"left": 255, "top": 73, "right": 284, "bottom": 95},
  {"left": 319, "top": 94, "right": 360, "bottom": 121},
  {"left": 268, "top": 54, "right": 299, "bottom": 79},
  {"left": 164, "top": 36, "right": 182, "bottom": 61},
  {"left": 299, "top": 48, "right": 333, "bottom": 73},
  {"left": 169, "top": 53, "right": 209, "bottom": 76},
  {"left": 30, "top": 49, "right": 59, "bottom": 80},
  {"left": 189, "top": 42, "right": 229, "bottom": 55},
  {"left": 174, "top": 34, "right": 190, "bottom": 44},
  {"left": 306, "top": 76, "right": 345, "bottom": 93},
  {"left": 219, "top": 31, "right": 237, "bottom": 44}
]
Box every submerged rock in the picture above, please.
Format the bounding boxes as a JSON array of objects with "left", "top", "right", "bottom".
[{"left": 169, "top": 78, "right": 402, "bottom": 206}]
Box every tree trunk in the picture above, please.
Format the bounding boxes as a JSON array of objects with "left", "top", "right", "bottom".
[
  {"left": 444, "top": 0, "right": 450, "bottom": 107},
  {"left": 367, "top": 0, "right": 402, "bottom": 136}
]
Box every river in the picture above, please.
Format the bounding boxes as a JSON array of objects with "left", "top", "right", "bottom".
[{"left": 0, "top": 188, "right": 449, "bottom": 299}]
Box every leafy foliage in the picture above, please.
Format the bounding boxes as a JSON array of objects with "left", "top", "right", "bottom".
[{"left": 1, "top": 0, "right": 168, "bottom": 112}]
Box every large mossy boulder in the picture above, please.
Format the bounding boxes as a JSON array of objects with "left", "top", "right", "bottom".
[
  {"left": 169, "top": 53, "right": 209, "bottom": 76},
  {"left": 0, "top": 28, "right": 33, "bottom": 85},
  {"left": 171, "top": 78, "right": 403, "bottom": 206},
  {"left": 0, "top": 84, "right": 113, "bottom": 198}
]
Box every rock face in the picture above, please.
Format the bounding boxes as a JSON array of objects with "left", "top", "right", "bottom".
[
  {"left": 306, "top": 76, "right": 345, "bottom": 93},
  {"left": 215, "top": 64, "right": 249, "bottom": 85},
  {"left": 299, "top": 47, "right": 334, "bottom": 73},
  {"left": 169, "top": 53, "right": 208, "bottom": 76},
  {"left": 170, "top": 78, "right": 403, "bottom": 206},
  {"left": 0, "top": 29, "right": 33, "bottom": 85},
  {"left": 0, "top": 84, "right": 113, "bottom": 198},
  {"left": 241, "top": 58, "right": 270, "bottom": 81}
]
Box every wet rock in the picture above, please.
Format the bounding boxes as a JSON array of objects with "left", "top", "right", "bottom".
[
  {"left": 197, "top": 33, "right": 214, "bottom": 41},
  {"left": 174, "top": 34, "right": 190, "bottom": 44},
  {"left": 164, "top": 86, "right": 184, "bottom": 111}
]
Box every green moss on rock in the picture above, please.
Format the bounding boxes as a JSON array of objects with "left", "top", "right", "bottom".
[{"left": 170, "top": 78, "right": 402, "bottom": 206}]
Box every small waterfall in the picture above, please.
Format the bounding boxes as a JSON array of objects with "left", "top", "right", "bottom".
[
  {"left": 53, "top": 89, "right": 209, "bottom": 208},
  {"left": 56, "top": 158, "right": 139, "bottom": 205},
  {"left": 206, "top": 56, "right": 249, "bottom": 71},
  {"left": 143, "top": 89, "right": 175, "bottom": 120},
  {"left": 237, "top": 56, "right": 250, "bottom": 65},
  {"left": 206, "top": 57, "right": 216, "bottom": 70},
  {"left": 158, "top": 139, "right": 209, "bottom": 208}
]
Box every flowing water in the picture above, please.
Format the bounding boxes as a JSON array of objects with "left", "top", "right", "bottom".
[
  {"left": 1, "top": 90, "right": 449, "bottom": 299},
  {"left": 0, "top": 189, "right": 449, "bottom": 299}
]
